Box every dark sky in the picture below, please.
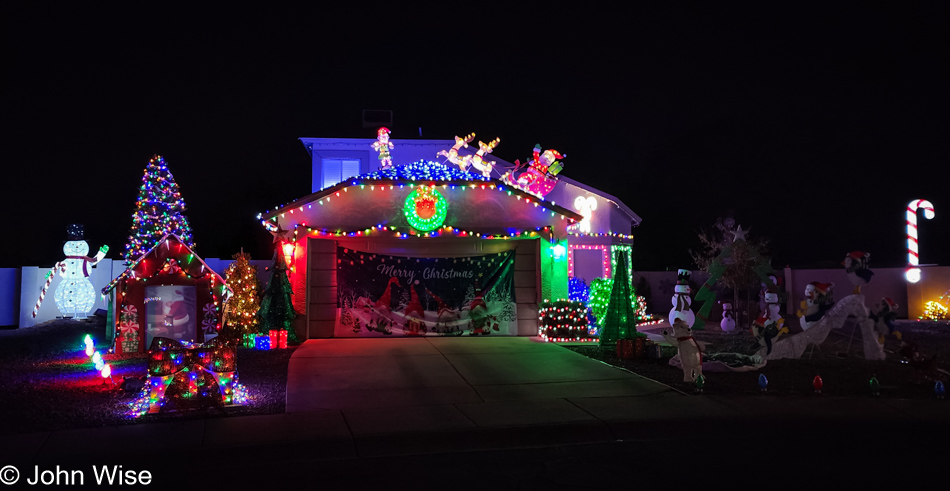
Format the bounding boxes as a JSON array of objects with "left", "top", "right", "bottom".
[{"left": 3, "top": 4, "right": 948, "bottom": 272}]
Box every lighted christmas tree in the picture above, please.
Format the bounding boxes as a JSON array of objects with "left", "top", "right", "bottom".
[
  {"left": 122, "top": 155, "right": 195, "bottom": 261},
  {"left": 257, "top": 248, "right": 299, "bottom": 344},
  {"left": 223, "top": 250, "right": 261, "bottom": 341},
  {"left": 598, "top": 252, "right": 639, "bottom": 348}
]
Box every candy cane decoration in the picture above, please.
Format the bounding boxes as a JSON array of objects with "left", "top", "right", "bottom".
[
  {"left": 32, "top": 262, "right": 66, "bottom": 318},
  {"left": 906, "top": 199, "right": 935, "bottom": 283}
]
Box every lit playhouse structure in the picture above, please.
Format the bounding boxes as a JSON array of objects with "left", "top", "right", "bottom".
[
  {"left": 260, "top": 132, "right": 641, "bottom": 340},
  {"left": 102, "top": 233, "right": 232, "bottom": 354}
]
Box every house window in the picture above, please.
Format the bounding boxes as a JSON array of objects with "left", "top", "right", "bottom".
[{"left": 322, "top": 159, "right": 361, "bottom": 189}]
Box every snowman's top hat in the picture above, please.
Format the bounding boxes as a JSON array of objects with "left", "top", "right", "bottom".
[
  {"left": 675, "top": 269, "right": 691, "bottom": 294},
  {"left": 66, "top": 224, "right": 84, "bottom": 241}
]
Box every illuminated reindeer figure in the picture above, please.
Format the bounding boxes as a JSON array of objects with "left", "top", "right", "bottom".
[
  {"left": 437, "top": 133, "right": 476, "bottom": 171},
  {"left": 469, "top": 137, "right": 500, "bottom": 178}
]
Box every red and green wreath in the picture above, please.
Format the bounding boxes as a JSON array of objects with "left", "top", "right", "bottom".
[{"left": 404, "top": 186, "right": 448, "bottom": 232}]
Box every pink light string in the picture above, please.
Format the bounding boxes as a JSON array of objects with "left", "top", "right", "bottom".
[{"left": 906, "top": 199, "right": 935, "bottom": 283}]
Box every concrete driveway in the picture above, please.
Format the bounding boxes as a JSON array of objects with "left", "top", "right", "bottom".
[{"left": 286, "top": 336, "right": 675, "bottom": 436}]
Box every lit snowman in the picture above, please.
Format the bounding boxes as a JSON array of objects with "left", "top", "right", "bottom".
[
  {"left": 668, "top": 269, "right": 695, "bottom": 328},
  {"left": 53, "top": 224, "right": 108, "bottom": 318},
  {"left": 719, "top": 301, "right": 736, "bottom": 332}
]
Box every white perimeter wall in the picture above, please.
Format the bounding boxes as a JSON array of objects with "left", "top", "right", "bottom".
[{"left": 5, "top": 258, "right": 273, "bottom": 328}]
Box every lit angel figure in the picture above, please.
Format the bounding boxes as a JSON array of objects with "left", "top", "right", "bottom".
[
  {"left": 372, "top": 127, "right": 395, "bottom": 169},
  {"left": 572, "top": 196, "right": 597, "bottom": 233},
  {"left": 469, "top": 137, "right": 500, "bottom": 178},
  {"left": 53, "top": 224, "right": 108, "bottom": 318},
  {"left": 437, "top": 133, "right": 476, "bottom": 171}
]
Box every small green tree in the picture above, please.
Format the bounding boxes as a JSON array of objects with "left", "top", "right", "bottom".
[
  {"left": 599, "top": 252, "right": 640, "bottom": 348},
  {"left": 257, "top": 249, "right": 299, "bottom": 344}
]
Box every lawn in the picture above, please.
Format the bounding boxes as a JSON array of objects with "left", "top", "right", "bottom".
[{"left": 0, "top": 315, "right": 294, "bottom": 437}]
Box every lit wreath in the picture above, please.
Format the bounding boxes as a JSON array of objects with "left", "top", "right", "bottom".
[{"left": 404, "top": 187, "right": 448, "bottom": 232}]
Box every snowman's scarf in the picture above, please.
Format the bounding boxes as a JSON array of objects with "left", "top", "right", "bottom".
[
  {"left": 674, "top": 293, "right": 690, "bottom": 312},
  {"left": 65, "top": 255, "right": 95, "bottom": 277}
]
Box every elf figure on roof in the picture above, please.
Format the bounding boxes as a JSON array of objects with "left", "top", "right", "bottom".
[{"left": 372, "top": 127, "right": 395, "bottom": 169}]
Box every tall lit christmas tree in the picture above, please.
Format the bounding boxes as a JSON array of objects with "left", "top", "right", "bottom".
[
  {"left": 122, "top": 155, "right": 195, "bottom": 261},
  {"left": 257, "top": 248, "right": 299, "bottom": 344},
  {"left": 223, "top": 250, "right": 261, "bottom": 342}
]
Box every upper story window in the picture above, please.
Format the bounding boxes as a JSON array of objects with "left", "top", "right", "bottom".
[{"left": 322, "top": 159, "right": 361, "bottom": 189}]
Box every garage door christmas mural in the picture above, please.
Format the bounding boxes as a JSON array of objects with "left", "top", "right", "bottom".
[{"left": 336, "top": 247, "right": 517, "bottom": 337}]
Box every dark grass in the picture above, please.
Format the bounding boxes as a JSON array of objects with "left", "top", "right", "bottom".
[
  {"left": 564, "top": 319, "right": 950, "bottom": 398},
  {"left": 0, "top": 316, "right": 295, "bottom": 437}
]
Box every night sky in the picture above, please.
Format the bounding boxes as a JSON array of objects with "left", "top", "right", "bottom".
[{"left": 3, "top": 4, "right": 948, "bottom": 272}]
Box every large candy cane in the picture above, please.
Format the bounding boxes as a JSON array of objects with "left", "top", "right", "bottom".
[
  {"left": 906, "top": 199, "right": 935, "bottom": 283},
  {"left": 32, "top": 262, "right": 66, "bottom": 318}
]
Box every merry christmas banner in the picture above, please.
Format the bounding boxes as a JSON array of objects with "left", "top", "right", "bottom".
[{"left": 335, "top": 247, "right": 517, "bottom": 337}]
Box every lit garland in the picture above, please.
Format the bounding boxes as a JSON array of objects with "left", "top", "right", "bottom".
[
  {"left": 294, "top": 224, "right": 553, "bottom": 240},
  {"left": 123, "top": 155, "right": 195, "bottom": 261},
  {"left": 404, "top": 186, "right": 448, "bottom": 232},
  {"left": 567, "top": 244, "right": 611, "bottom": 279},
  {"left": 538, "top": 299, "right": 595, "bottom": 342},
  {"left": 568, "top": 232, "right": 635, "bottom": 240}
]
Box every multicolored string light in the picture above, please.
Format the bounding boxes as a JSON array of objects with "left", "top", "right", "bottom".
[{"left": 123, "top": 155, "right": 195, "bottom": 261}]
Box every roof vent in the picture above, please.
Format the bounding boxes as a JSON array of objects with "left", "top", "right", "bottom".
[{"left": 362, "top": 110, "right": 393, "bottom": 129}]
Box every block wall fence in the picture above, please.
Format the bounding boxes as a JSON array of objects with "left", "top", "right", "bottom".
[{"left": 4, "top": 264, "right": 948, "bottom": 328}]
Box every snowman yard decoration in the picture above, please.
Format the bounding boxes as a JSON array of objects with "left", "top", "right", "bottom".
[
  {"left": 719, "top": 301, "right": 736, "bottom": 332},
  {"left": 46, "top": 224, "right": 108, "bottom": 318},
  {"left": 668, "top": 269, "right": 695, "bottom": 328}
]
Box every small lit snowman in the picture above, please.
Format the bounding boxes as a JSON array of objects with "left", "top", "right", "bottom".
[
  {"left": 668, "top": 269, "right": 695, "bottom": 328},
  {"left": 720, "top": 301, "right": 736, "bottom": 332},
  {"left": 53, "top": 224, "right": 108, "bottom": 317}
]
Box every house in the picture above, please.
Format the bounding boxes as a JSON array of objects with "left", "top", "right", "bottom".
[
  {"left": 102, "top": 234, "right": 232, "bottom": 353},
  {"left": 259, "top": 134, "right": 641, "bottom": 339}
]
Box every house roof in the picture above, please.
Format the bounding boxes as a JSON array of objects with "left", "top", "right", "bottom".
[
  {"left": 259, "top": 160, "right": 584, "bottom": 224},
  {"left": 102, "top": 233, "right": 231, "bottom": 297},
  {"left": 557, "top": 175, "right": 642, "bottom": 226}
]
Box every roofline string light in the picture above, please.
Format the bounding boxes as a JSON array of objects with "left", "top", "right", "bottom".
[{"left": 256, "top": 160, "right": 581, "bottom": 225}]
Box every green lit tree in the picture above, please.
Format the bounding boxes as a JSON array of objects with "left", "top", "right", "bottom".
[
  {"left": 257, "top": 249, "right": 299, "bottom": 344},
  {"left": 599, "top": 252, "right": 640, "bottom": 348},
  {"left": 123, "top": 155, "right": 195, "bottom": 261}
]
